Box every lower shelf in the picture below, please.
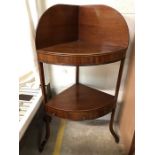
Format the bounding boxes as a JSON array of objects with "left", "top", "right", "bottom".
[{"left": 45, "top": 84, "right": 116, "bottom": 120}]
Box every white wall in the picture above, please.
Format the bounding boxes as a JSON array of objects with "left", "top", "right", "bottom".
[
  {"left": 19, "top": 0, "right": 41, "bottom": 85},
  {"left": 18, "top": 1, "right": 36, "bottom": 79}
]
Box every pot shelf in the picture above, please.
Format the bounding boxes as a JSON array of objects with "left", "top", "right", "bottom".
[{"left": 45, "top": 84, "right": 115, "bottom": 121}]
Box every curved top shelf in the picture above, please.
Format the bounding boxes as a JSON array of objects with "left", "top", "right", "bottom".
[
  {"left": 35, "top": 4, "right": 129, "bottom": 65},
  {"left": 37, "top": 41, "right": 127, "bottom": 65}
]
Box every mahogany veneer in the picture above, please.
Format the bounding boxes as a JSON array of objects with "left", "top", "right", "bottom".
[
  {"left": 35, "top": 4, "right": 129, "bottom": 152},
  {"left": 37, "top": 41, "right": 127, "bottom": 65},
  {"left": 46, "top": 84, "right": 115, "bottom": 120}
]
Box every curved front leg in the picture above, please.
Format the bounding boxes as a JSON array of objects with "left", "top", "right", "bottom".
[
  {"left": 39, "top": 115, "right": 52, "bottom": 152},
  {"left": 109, "top": 109, "right": 119, "bottom": 143}
]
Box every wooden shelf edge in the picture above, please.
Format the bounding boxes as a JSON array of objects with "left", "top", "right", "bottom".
[
  {"left": 37, "top": 41, "right": 126, "bottom": 65},
  {"left": 45, "top": 84, "right": 116, "bottom": 120}
]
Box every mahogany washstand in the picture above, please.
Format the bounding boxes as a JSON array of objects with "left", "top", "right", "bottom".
[{"left": 35, "top": 4, "right": 129, "bottom": 152}]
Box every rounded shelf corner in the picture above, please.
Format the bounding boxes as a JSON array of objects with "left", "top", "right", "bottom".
[{"left": 45, "top": 84, "right": 116, "bottom": 121}]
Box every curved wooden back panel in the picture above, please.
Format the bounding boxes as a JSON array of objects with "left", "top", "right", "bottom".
[
  {"left": 36, "top": 4, "right": 129, "bottom": 50},
  {"left": 35, "top": 4, "right": 78, "bottom": 49},
  {"left": 79, "top": 5, "right": 129, "bottom": 47}
]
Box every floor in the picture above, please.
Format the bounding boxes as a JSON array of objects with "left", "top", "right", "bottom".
[{"left": 20, "top": 107, "right": 126, "bottom": 155}]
